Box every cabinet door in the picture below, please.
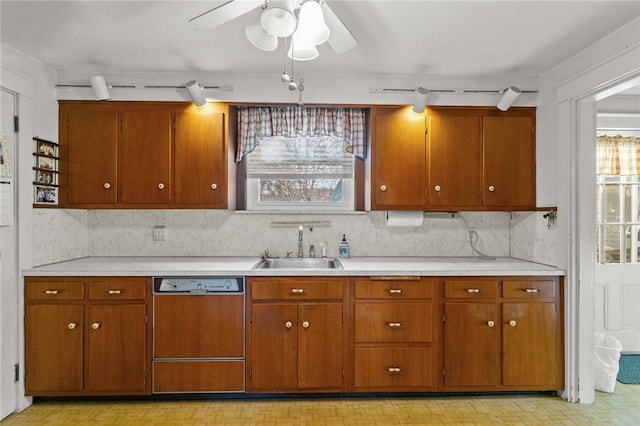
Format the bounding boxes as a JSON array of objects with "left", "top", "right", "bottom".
[
  {"left": 174, "top": 110, "right": 226, "bottom": 206},
  {"left": 503, "top": 303, "right": 558, "bottom": 387},
  {"left": 250, "top": 303, "right": 298, "bottom": 390},
  {"left": 427, "top": 115, "right": 481, "bottom": 207},
  {"left": 297, "top": 303, "right": 343, "bottom": 389},
  {"left": 67, "top": 109, "right": 118, "bottom": 204},
  {"left": 120, "top": 110, "right": 172, "bottom": 204},
  {"left": 372, "top": 107, "right": 426, "bottom": 209},
  {"left": 86, "top": 303, "right": 148, "bottom": 392},
  {"left": 483, "top": 116, "right": 535, "bottom": 208},
  {"left": 25, "top": 304, "right": 84, "bottom": 394},
  {"left": 444, "top": 302, "right": 499, "bottom": 387}
]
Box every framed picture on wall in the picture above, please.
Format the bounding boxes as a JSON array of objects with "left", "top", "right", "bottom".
[
  {"left": 36, "top": 140, "right": 57, "bottom": 158},
  {"left": 36, "top": 155, "right": 55, "bottom": 170},
  {"left": 34, "top": 185, "right": 58, "bottom": 205}
]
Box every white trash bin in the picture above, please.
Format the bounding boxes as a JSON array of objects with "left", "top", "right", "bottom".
[{"left": 594, "top": 332, "right": 624, "bottom": 393}]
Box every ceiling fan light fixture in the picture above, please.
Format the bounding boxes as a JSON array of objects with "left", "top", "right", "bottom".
[
  {"left": 246, "top": 24, "right": 278, "bottom": 51},
  {"left": 288, "top": 29, "right": 319, "bottom": 61},
  {"left": 261, "top": 0, "right": 297, "bottom": 38},
  {"left": 497, "top": 86, "right": 521, "bottom": 111},
  {"left": 296, "top": 0, "right": 330, "bottom": 45},
  {"left": 185, "top": 80, "right": 207, "bottom": 106},
  {"left": 89, "top": 75, "right": 111, "bottom": 101},
  {"left": 413, "top": 87, "right": 429, "bottom": 113}
]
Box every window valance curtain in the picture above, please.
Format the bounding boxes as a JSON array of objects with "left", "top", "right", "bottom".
[
  {"left": 236, "top": 106, "right": 366, "bottom": 162},
  {"left": 597, "top": 135, "right": 640, "bottom": 175}
]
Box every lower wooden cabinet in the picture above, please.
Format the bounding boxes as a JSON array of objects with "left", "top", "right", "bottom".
[
  {"left": 25, "top": 277, "right": 151, "bottom": 396},
  {"left": 247, "top": 277, "right": 346, "bottom": 392},
  {"left": 443, "top": 278, "right": 563, "bottom": 390}
]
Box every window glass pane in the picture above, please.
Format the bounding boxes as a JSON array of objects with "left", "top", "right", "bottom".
[
  {"left": 258, "top": 179, "right": 343, "bottom": 203},
  {"left": 603, "top": 224, "right": 622, "bottom": 263},
  {"left": 603, "top": 184, "right": 621, "bottom": 223}
]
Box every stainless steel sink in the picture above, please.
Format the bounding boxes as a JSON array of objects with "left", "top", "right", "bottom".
[{"left": 252, "top": 257, "right": 343, "bottom": 270}]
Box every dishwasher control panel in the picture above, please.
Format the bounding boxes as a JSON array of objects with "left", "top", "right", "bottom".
[{"left": 153, "top": 277, "right": 244, "bottom": 294}]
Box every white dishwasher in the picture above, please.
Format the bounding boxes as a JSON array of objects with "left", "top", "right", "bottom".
[{"left": 152, "top": 276, "right": 245, "bottom": 393}]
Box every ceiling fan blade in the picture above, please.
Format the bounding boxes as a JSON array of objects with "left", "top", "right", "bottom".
[
  {"left": 321, "top": 1, "right": 357, "bottom": 55},
  {"left": 189, "top": 0, "right": 264, "bottom": 30}
]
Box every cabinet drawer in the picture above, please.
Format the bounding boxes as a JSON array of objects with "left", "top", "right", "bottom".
[
  {"left": 251, "top": 279, "right": 344, "bottom": 300},
  {"left": 355, "top": 303, "right": 432, "bottom": 342},
  {"left": 503, "top": 280, "right": 555, "bottom": 299},
  {"left": 25, "top": 281, "right": 84, "bottom": 300},
  {"left": 445, "top": 280, "right": 497, "bottom": 299},
  {"left": 153, "top": 361, "right": 244, "bottom": 393},
  {"left": 88, "top": 280, "right": 147, "bottom": 300},
  {"left": 354, "top": 347, "right": 434, "bottom": 388},
  {"left": 355, "top": 278, "right": 433, "bottom": 299}
]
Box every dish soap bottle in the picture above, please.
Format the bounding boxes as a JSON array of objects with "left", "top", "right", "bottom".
[{"left": 339, "top": 234, "right": 350, "bottom": 258}]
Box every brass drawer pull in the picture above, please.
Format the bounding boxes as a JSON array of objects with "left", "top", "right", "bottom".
[
  {"left": 466, "top": 288, "right": 480, "bottom": 293},
  {"left": 387, "top": 322, "right": 402, "bottom": 328},
  {"left": 388, "top": 289, "right": 403, "bottom": 294},
  {"left": 289, "top": 288, "right": 306, "bottom": 295},
  {"left": 67, "top": 322, "right": 77, "bottom": 330},
  {"left": 387, "top": 367, "right": 401, "bottom": 373},
  {"left": 524, "top": 288, "right": 540, "bottom": 293},
  {"left": 44, "top": 290, "right": 60, "bottom": 295},
  {"left": 91, "top": 322, "right": 101, "bottom": 330},
  {"left": 107, "top": 290, "right": 123, "bottom": 295}
]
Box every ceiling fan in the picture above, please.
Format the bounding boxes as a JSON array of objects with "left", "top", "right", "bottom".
[{"left": 189, "top": 0, "right": 358, "bottom": 60}]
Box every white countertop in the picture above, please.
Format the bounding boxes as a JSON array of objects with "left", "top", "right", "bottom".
[{"left": 22, "top": 256, "right": 565, "bottom": 277}]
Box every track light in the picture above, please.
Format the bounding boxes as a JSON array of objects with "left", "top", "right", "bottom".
[
  {"left": 185, "top": 80, "right": 207, "bottom": 106},
  {"left": 413, "top": 87, "right": 429, "bottom": 113},
  {"left": 497, "top": 86, "right": 521, "bottom": 111},
  {"left": 89, "top": 76, "right": 111, "bottom": 101}
]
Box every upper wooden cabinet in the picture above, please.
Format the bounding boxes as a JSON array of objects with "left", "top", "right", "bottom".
[
  {"left": 58, "top": 101, "right": 228, "bottom": 209},
  {"left": 371, "top": 107, "right": 427, "bottom": 210},
  {"left": 371, "top": 106, "right": 536, "bottom": 211}
]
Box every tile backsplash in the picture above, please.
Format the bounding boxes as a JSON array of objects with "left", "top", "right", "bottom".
[{"left": 33, "top": 209, "right": 557, "bottom": 266}]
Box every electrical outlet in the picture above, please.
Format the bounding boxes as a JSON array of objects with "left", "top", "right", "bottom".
[{"left": 153, "top": 226, "right": 166, "bottom": 241}]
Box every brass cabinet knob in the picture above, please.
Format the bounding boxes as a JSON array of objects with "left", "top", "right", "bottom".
[
  {"left": 488, "top": 185, "right": 495, "bottom": 192},
  {"left": 285, "top": 321, "right": 293, "bottom": 329},
  {"left": 103, "top": 182, "right": 111, "bottom": 189},
  {"left": 158, "top": 183, "right": 165, "bottom": 190},
  {"left": 487, "top": 320, "right": 495, "bottom": 328},
  {"left": 67, "top": 322, "right": 77, "bottom": 330},
  {"left": 91, "top": 322, "right": 100, "bottom": 330},
  {"left": 509, "top": 320, "right": 517, "bottom": 327},
  {"left": 302, "top": 321, "right": 310, "bottom": 329},
  {"left": 211, "top": 183, "right": 218, "bottom": 190},
  {"left": 380, "top": 185, "right": 387, "bottom": 192},
  {"left": 434, "top": 185, "right": 441, "bottom": 192}
]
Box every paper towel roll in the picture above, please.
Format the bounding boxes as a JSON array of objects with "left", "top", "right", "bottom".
[{"left": 386, "top": 210, "right": 424, "bottom": 227}]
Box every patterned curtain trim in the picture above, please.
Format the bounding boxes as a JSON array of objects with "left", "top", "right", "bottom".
[
  {"left": 597, "top": 135, "right": 640, "bottom": 175},
  {"left": 236, "top": 106, "right": 366, "bottom": 162}
]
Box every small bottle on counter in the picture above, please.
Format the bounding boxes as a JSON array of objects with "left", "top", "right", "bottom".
[{"left": 338, "top": 234, "right": 350, "bottom": 258}]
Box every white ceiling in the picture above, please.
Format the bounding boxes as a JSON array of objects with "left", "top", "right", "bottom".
[{"left": 1, "top": 1, "right": 639, "bottom": 80}]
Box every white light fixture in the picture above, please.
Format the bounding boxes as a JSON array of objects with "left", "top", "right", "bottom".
[
  {"left": 246, "top": 24, "right": 278, "bottom": 51},
  {"left": 288, "top": 29, "right": 319, "bottom": 61},
  {"left": 185, "top": 80, "right": 207, "bottom": 106},
  {"left": 296, "top": 0, "right": 330, "bottom": 45},
  {"left": 413, "top": 87, "right": 429, "bottom": 113},
  {"left": 497, "top": 86, "right": 521, "bottom": 111},
  {"left": 261, "top": 0, "right": 297, "bottom": 38},
  {"left": 89, "top": 76, "right": 111, "bottom": 101}
]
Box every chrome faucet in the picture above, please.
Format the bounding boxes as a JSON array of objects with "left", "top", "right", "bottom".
[
  {"left": 297, "top": 226, "right": 304, "bottom": 258},
  {"left": 309, "top": 244, "right": 316, "bottom": 258}
]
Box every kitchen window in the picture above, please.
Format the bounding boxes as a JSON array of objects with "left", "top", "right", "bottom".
[
  {"left": 245, "top": 135, "right": 354, "bottom": 211},
  {"left": 596, "top": 134, "right": 640, "bottom": 263},
  {"left": 235, "top": 106, "right": 367, "bottom": 211}
]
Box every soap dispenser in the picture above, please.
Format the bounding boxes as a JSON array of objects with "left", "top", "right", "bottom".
[{"left": 339, "top": 234, "right": 350, "bottom": 258}]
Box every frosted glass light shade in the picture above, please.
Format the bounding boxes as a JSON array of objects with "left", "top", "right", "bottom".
[
  {"left": 296, "top": 0, "right": 330, "bottom": 45},
  {"left": 288, "top": 29, "right": 319, "bottom": 61},
  {"left": 185, "top": 80, "right": 206, "bottom": 106},
  {"left": 90, "top": 76, "right": 111, "bottom": 100},
  {"left": 261, "top": 0, "right": 296, "bottom": 37},
  {"left": 246, "top": 24, "right": 278, "bottom": 51}
]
